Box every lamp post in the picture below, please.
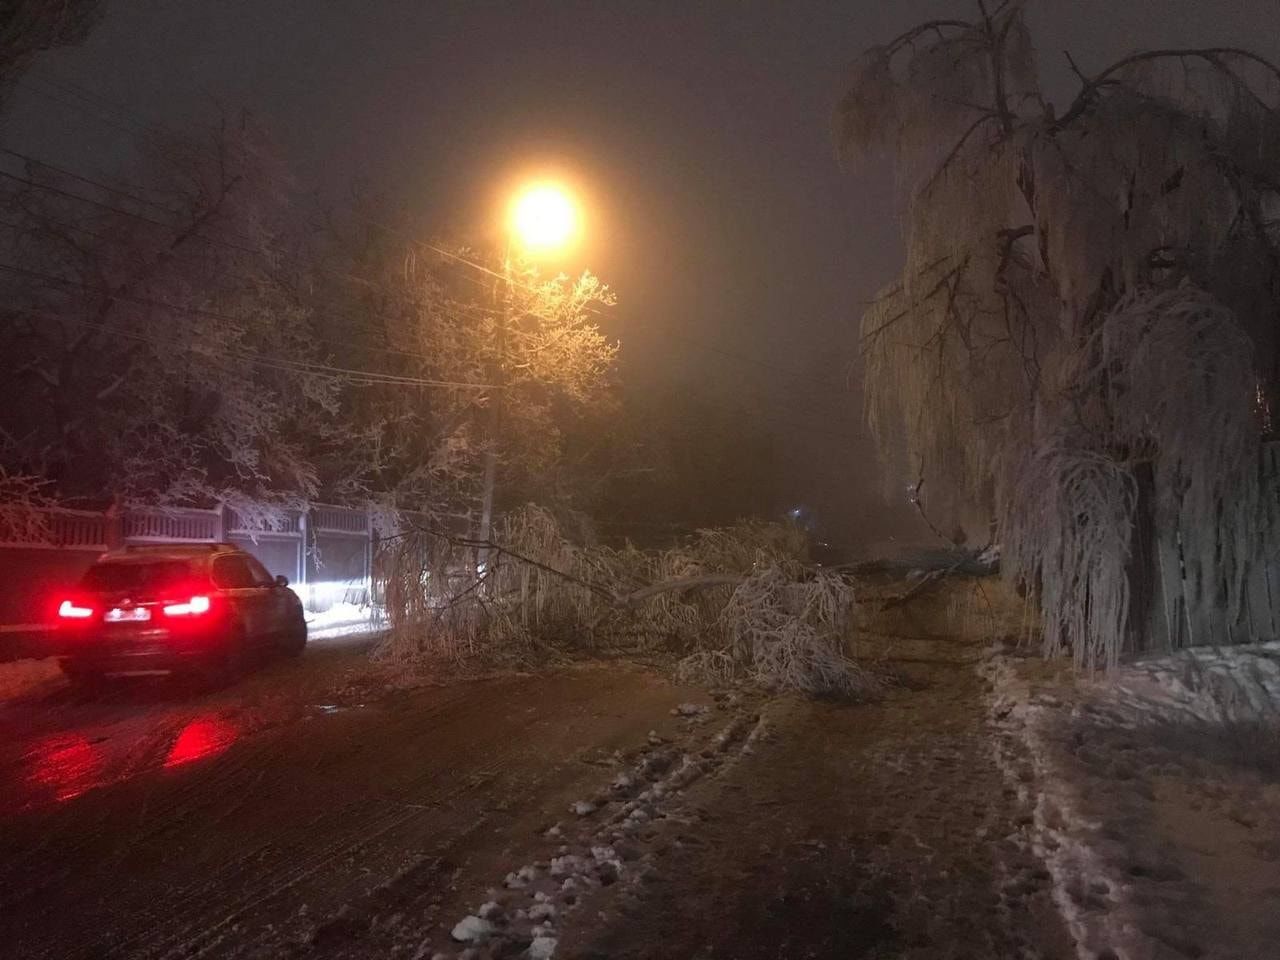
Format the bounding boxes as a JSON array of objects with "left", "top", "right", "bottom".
[{"left": 475, "top": 182, "right": 580, "bottom": 563}]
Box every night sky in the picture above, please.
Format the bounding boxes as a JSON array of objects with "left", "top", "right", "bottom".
[{"left": 7, "top": 0, "right": 1277, "bottom": 545}]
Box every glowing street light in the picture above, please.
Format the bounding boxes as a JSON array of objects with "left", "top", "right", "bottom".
[
  {"left": 478, "top": 179, "right": 585, "bottom": 557},
  {"left": 509, "top": 182, "right": 579, "bottom": 253}
]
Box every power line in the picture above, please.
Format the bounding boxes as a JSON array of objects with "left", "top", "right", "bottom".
[
  {"left": 9, "top": 304, "right": 492, "bottom": 389},
  {"left": 0, "top": 167, "right": 262, "bottom": 256},
  {"left": 3, "top": 163, "right": 844, "bottom": 419},
  {"left": 0, "top": 216, "right": 461, "bottom": 369},
  {"left": 0, "top": 263, "right": 497, "bottom": 389},
  {"left": 21, "top": 71, "right": 161, "bottom": 141},
  {"left": 12, "top": 70, "right": 855, "bottom": 415},
  {"left": 2, "top": 236, "right": 852, "bottom": 433},
  {"left": 20, "top": 69, "right": 842, "bottom": 397},
  {"left": 0, "top": 154, "right": 378, "bottom": 290},
  {"left": 0, "top": 160, "right": 501, "bottom": 364},
  {"left": 4, "top": 256, "right": 858, "bottom": 439},
  {"left": 0, "top": 146, "right": 178, "bottom": 219},
  {"left": 0, "top": 145, "right": 496, "bottom": 318}
]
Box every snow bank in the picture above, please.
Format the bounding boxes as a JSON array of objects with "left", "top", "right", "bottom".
[
  {"left": 984, "top": 653, "right": 1139, "bottom": 960},
  {"left": 1103, "top": 641, "right": 1280, "bottom": 726},
  {"left": 990, "top": 641, "right": 1280, "bottom": 960},
  {"left": 304, "top": 601, "right": 385, "bottom": 641},
  {"left": 0, "top": 656, "right": 61, "bottom": 701}
]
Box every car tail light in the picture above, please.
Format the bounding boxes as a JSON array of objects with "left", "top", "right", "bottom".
[
  {"left": 57, "top": 599, "right": 95, "bottom": 620},
  {"left": 162, "top": 595, "right": 212, "bottom": 617}
]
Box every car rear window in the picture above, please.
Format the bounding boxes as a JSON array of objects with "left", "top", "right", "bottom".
[{"left": 81, "top": 561, "right": 199, "bottom": 594}]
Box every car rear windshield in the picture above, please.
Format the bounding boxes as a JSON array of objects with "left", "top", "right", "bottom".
[{"left": 81, "top": 561, "right": 199, "bottom": 594}]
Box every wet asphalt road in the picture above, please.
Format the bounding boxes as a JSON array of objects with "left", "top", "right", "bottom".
[{"left": 0, "top": 647, "right": 709, "bottom": 960}]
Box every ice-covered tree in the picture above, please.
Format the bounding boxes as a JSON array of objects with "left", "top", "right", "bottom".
[
  {"left": 838, "top": 1, "right": 1280, "bottom": 666},
  {"left": 310, "top": 212, "right": 618, "bottom": 528},
  {"left": 0, "top": 117, "right": 336, "bottom": 515}
]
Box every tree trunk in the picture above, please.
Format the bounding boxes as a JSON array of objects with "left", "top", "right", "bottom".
[{"left": 1126, "top": 460, "right": 1158, "bottom": 654}]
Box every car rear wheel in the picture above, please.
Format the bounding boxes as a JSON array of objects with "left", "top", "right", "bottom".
[
  {"left": 59, "top": 660, "right": 106, "bottom": 692},
  {"left": 281, "top": 616, "right": 307, "bottom": 657},
  {"left": 203, "top": 624, "right": 248, "bottom": 687}
]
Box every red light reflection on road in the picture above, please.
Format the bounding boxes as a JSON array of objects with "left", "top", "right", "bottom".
[
  {"left": 164, "top": 716, "right": 239, "bottom": 768},
  {"left": 27, "top": 733, "right": 102, "bottom": 802}
]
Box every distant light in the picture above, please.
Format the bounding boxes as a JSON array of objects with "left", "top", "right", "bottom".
[
  {"left": 510, "top": 183, "right": 578, "bottom": 252},
  {"left": 790, "top": 508, "right": 802, "bottom": 518}
]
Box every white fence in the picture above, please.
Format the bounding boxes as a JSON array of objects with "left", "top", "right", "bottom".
[
  {"left": 0, "top": 501, "right": 394, "bottom": 615},
  {"left": 0, "top": 506, "right": 113, "bottom": 551},
  {"left": 123, "top": 506, "right": 223, "bottom": 543}
]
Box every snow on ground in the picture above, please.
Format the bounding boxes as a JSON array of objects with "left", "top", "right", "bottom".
[
  {"left": 421, "top": 697, "right": 761, "bottom": 960},
  {"left": 0, "top": 655, "right": 61, "bottom": 701},
  {"left": 988, "top": 641, "right": 1280, "bottom": 960},
  {"left": 1101, "top": 641, "right": 1280, "bottom": 726},
  {"left": 985, "top": 652, "right": 1139, "bottom": 960},
  {"left": 304, "top": 601, "right": 386, "bottom": 643}
]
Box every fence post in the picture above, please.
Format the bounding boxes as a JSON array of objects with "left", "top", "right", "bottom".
[
  {"left": 298, "top": 507, "right": 310, "bottom": 606},
  {"left": 105, "top": 499, "right": 123, "bottom": 550},
  {"left": 365, "top": 507, "right": 373, "bottom": 603}
]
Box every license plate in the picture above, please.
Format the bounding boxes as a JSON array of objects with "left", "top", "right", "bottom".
[{"left": 105, "top": 606, "right": 151, "bottom": 623}]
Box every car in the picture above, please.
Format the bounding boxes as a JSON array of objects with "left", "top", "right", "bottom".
[{"left": 53, "top": 543, "right": 307, "bottom": 686}]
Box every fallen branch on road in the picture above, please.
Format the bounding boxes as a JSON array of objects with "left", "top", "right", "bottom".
[{"left": 374, "top": 506, "right": 878, "bottom": 698}]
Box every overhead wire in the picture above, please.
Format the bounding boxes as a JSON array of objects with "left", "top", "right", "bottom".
[
  {"left": 0, "top": 145, "right": 179, "bottom": 218},
  {"left": 0, "top": 215, "right": 470, "bottom": 369},
  {"left": 0, "top": 152, "right": 849, "bottom": 420},
  {"left": 4, "top": 251, "right": 859, "bottom": 441},
  {"left": 0, "top": 263, "right": 497, "bottom": 389},
  {"left": 18, "top": 69, "right": 848, "bottom": 401},
  {"left": 6, "top": 304, "right": 495, "bottom": 389},
  {"left": 9, "top": 69, "right": 858, "bottom": 427}
]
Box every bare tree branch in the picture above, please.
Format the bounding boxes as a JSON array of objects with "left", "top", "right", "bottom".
[{"left": 1054, "top": 48, "right": 1280, "bottom": 131}]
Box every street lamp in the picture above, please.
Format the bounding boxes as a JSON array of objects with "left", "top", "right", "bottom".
[
  {"left": 476, "top": 181, "right": 581, "bottom": 562},
  {"left": 509, "top": 182, "right": 579, "bottom": 253}
]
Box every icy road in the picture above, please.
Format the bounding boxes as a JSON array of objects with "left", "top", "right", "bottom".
[{"left": 0, "top": 642, "right": 1073, "bottom": 959}]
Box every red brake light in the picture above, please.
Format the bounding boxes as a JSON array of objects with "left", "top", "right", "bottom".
[
  {"left": 162, "top": 595, "right": 211, "bottom": 617},
  {"left": 58, "top": 599, "right": 95, "bottom": 620}
]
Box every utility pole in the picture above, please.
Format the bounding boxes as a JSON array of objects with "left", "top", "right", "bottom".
[
  {"left": 475, "top": 180, "right": 576, "bottom": 571},
  {"left": 476, "top": 251, "right": 509, "bottom": 570}
]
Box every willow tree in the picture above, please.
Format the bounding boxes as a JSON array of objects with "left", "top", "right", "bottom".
[{"left": 838, "top": 1, "right": 1280, "bottom": 667}]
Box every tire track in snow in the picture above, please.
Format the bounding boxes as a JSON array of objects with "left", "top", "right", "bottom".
[{"left": 424, "top": 703, "right": 764, "bottom": 960}]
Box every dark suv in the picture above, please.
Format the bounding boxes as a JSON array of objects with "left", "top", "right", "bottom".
[{"left": 54, "top": 543, "right": 307, "bottom": 685}]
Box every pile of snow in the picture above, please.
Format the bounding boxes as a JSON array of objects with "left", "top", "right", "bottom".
[
  {"left": 450, "top": 915, "right": 494, "bottom": 943},
  {"left": 671, "top": 702, "right": 708, "bottom": 717},
  {"left": 1104, "top": 641, "right": 1280, "bottom": 725}
]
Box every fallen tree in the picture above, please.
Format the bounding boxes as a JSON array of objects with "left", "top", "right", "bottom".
[{"left": 373, "top": 506, "right": 877, "bottom": 698}]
